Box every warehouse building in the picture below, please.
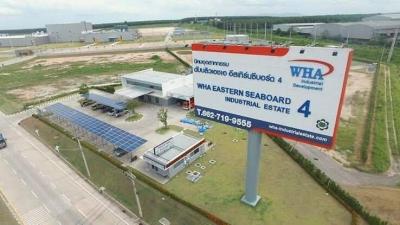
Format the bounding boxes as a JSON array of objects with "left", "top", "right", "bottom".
[
  {"left": 46, "top": 21, "right": 93, "bottom": 43},
  {"left": 116, "top": 69, "right": 194, "bottom": 109},
  {"left": 46, "top": 21, "right": 138, "bottom": 43},
  {"left": 0, "top": 33, "right": 49, "bottom": 47},
  {"left": 143, "top": 133, "right": 206, "bottom": 178},
  {"left": 362, "top": 13, "right": 400, "bottom": 22},
  {"left": 273, "top": 23, "right": 322, "bottom": 33},
  {"left": 314, "top": 20, "right": 400, "bottom": 40}
]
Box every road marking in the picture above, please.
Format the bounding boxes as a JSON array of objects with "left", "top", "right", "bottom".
[
  {"left": 77, "top": 208, "right": 87, "bottom": 218},
  {"left": 3, "top": 158, "right": 9, "bottom": 165},
  {"left": 22, "top": 154, "right": 28, "bottom": 158},
  {"left": 57, "top": 220, "right": 62, "bottom": 225},
  {"left": 20, "top": 178, "right": 27, "bottom": 186},
  {"left": 11, "top": 168, "right": 17, "bottom": 175},
  {"left": 43, "top": 205, "right": 50, "bottom": 213},
  {"left": 61, "top": 194, "right": 71, "bottom": 205},
  {"left": 31, "top": 191, "right": 39, "bottom": 199},
  {"left": 39, "top": 171, "right": 45, "bottom": 177},
  {"left": 9, "top": 125, "right": 131, "bottom": 225}
]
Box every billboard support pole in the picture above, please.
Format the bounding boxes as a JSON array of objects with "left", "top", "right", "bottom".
[{"left": 241, "top": 129, "right": 262, "bottom": 207}]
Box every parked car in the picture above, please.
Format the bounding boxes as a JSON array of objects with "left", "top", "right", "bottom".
[
  {"left": 80, "top": 99, "right": 95, "bottom": 107},
  {"left": 0, "top": 133, "right": 7, "bottom": 149},
  {"left": 106, "top": 110, "right": 116, "bottom": 116},
  {"left": 101, "top": 106, "right": 113, "bottom": 113},
  {"left": 114, "top": 110, "right": 128, "bottom": 117},
  {"left": 91, "top": 104, "right": 104, "bottom": 111}
]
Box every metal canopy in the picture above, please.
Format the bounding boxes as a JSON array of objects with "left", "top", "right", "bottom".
[
  {"left": 115, "top": 87, "right": 153, "bottom": 99},
  {"left": 86, "top": 93, "right": 126, "bottom": 110},
  {"left": 46, "top": 103, "right": 146, "bottom": 153}
]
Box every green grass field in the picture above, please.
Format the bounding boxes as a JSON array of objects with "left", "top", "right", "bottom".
[
  {"left": 165, "top": 123, "right": 352, "bottom": 225},
  {"left": 0, "top": 195, "right": 19, "bottom": 225},
  {"left": 371, "top": 66, "right": 390, "bottom": 172},
  {"left": 0, "top": 55, "right": 184, "bottom": 114},
  {"left": 389, "top": 64, "right": 400, "bottom": 155},
  {"left": 20, "top": 117, "right": 213, "bottom": 225}
]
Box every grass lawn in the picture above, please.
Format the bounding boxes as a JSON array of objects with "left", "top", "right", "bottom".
[
  {"left": 345, "top": 186, "right": 400, "bottom": 225},
  {"left": 20, "top": 116, "right": 213, "bottom": 225},
  {"left": 0, "top": 55, "right": 184, "bottom": 114},
  {"left": 389, "top": 64, "right": 400, "bottom": 155},
  {"left": 0, "top": 195, "right": 18, "bottom": 225},
  {"left": 165, "top": 122, "right": 352, "bottom": 225},
  {"left": 371, "top": 66, "right": 390, "bottom": 172},
  {"left": 125, "top": 113, "right": 143, "bottom": 122},
  {"left": 155, "top": 125, "right": 184, "bottom": 134}
]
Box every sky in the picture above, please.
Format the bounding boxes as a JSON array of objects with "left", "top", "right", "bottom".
[{"left": 0, "top": 0, "right": 399, "bottom": 30}]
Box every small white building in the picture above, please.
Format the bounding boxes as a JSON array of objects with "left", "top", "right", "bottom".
[
  {"left": 116, "top": 69, "right": 194, "bottom": 109},
  {"left": 143, "top": 133, "right": 206, "bottom": 178}
]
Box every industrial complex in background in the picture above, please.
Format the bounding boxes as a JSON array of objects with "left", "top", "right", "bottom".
[
  {"left": 274, "top": 13, "right": 400, "bottom": 41},
  {"left": 0, "top": 21, "right": 139, "bottom": 47}
]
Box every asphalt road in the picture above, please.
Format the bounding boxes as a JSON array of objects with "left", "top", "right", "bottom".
[
  {"left": 0, "top": 111, "right": 140, "bottom": 225},
  {"left": 294, "top": 142, "right": 400, "bottom": 186}
]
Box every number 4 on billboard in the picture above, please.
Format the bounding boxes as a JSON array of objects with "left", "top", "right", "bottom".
[{"left": 298, "top": 100, "right": 311, "bottom": 118}]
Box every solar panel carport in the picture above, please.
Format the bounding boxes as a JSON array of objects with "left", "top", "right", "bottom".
[
  {"left": 46, "top": 103, "right": 146, "bottom": 153},
  {"left": 85, "top": 93, "right": 126, "bottom": 110}
]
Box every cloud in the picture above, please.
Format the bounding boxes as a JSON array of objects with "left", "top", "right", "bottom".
[{"left": 0, "top": 6, "right": 21, "bottom": 16}]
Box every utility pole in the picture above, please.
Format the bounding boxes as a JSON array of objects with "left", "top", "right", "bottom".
[
  {"left": 387, "top": 29, "right": 399, "bottom": 63},
  {"left": 76, "top": 138, "right": 91, "bottom": 178},
  {"left": 264, "top": 22, "right": 267, "bottom": 40},
  {"left": 124, "top": 171, "right": 143, "bottom": 218},
  {"left": 256, "top": 23, "right": 259, "bottom": 40}
]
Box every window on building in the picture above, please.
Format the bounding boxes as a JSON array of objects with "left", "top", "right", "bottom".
[
  {"left": 194, "top": 148, "right": 200, "bottom": 154},
  {"left": 126, "top": 80, "right": 162, "bottom": 91}
]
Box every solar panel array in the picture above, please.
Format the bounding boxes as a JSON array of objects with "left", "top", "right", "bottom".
[
  {"left": 86, "top": 93, "right": 126, "bottom": 110},
  {"left": 46, "top": 103, "right": 146, "bottom": 153}
]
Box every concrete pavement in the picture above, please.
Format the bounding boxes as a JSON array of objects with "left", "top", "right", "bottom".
[
  {"left": 294, "top": 142, "right": 400, "bottom": 186},
  {"left": 0, "top": 110, "right": 140, "bottom": 225}
]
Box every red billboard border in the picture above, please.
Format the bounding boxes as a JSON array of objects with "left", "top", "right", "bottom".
[{"left": 192, "top": 43, "right": 354, "bottom": 149}]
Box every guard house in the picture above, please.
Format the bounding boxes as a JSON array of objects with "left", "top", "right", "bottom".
[
  {"left": 116, "top": 69, "right": 194, "bottom": 109},
  {"left": 143, "top": 133, "right": 206, "bottom": 178}
]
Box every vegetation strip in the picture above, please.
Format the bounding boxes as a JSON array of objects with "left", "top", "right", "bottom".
[
  {"left": 270, "top": 136, "right": 388, "bottom": 225},
  {"left": 29, "top": 115, "right": 229, "bottom": 225}
]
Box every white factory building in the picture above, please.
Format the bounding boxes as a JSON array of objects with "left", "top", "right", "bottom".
[
  {"left": 143, "top": 133, "right": 206, "bottom": 178},
  {"left": 314, "top": 20, "right": 400, "bottom": 40},
  {"left": 0, "top": 21, "right": 139, "bottom": 47},
  {"left": 0, "top": 33, "right": 49, "bottom": 47},
  {"left": 273, "top": 13, "right": 400, "bottom": 41},
  {"left": 273, "top": 23, "right": 323, "bottom": 34},
  {"left": 116, "top": 69, "right": 195, "bottom": 109}
]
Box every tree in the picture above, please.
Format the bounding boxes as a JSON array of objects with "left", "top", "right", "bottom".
[
  {"left": 126, "top": 99, "right": 140, "bottom": 114},
  {"left": 79, "top": 83, "right": 89, "bottom": 95},
  {"left": 157, "top": 108, "right": 168, "bottom": 128}
]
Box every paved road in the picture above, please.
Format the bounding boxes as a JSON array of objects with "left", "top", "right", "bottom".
[
  {"left": 0, "top": 111, "right": 140, "bottom": 225},
  {"left": 294, "top": 142, "right": 400, "bottom": 186}
]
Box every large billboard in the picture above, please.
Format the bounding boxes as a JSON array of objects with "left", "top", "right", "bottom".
[{"left": 192, "top": 44, "right": 353, "bottom": 148}]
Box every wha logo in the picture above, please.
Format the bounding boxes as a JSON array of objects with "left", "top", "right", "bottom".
[{"left": 289, "top": 59, "right": 334, "bottom": 80}]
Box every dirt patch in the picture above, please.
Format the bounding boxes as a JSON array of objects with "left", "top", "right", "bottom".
[
  {"left": 345, "top": 186, "right": 400, "bottom": 225},
  {"left": 23, "top": 51, "right": 176, "bottom": 69},
  {"left": 6, "top": 74, "right": 119, "bottom": 101},
  {"left": 138, "top": 27, "right": 175, "bottom": 36},
  {"left": 173, "top": 50, "right": 192, "bottom": 65},
  {"left": 341, "top": 65, "right": 374, "bottom": 120}
]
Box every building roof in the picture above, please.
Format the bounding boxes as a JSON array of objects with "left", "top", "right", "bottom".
[
  {"left": 122, "top": 69, "right": 184, "bottom": 86},
  {"left": 317, "top": 20, "right": 400, "bottom": 30},
  {"left": 364, "top": 13, "right": 400, "bottom": 21},
  {"left": 144, "top": 133, "right": 204, "bottom": 166},
  {"left": 115, "top": 86, "right": 153, "bottom": 99}
]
